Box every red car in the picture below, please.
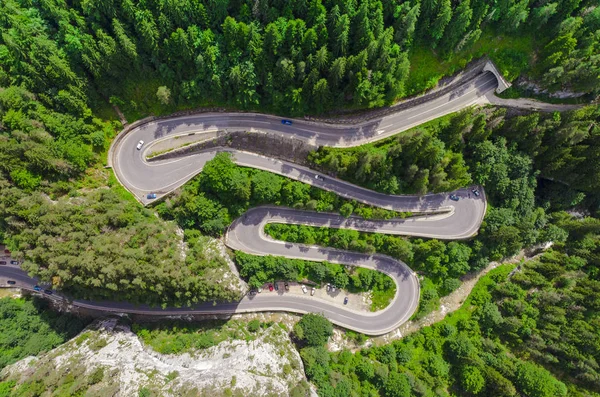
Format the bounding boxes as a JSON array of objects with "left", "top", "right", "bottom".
[{"left": 268, "top": 284, "right": 274, "bottom": 292}]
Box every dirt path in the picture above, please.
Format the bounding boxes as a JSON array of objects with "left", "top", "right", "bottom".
[
  {"left": 485, "top": 94, "right": 582, "bottom": 112},
  {"left": 329, "top": 249, "right": 544, "bottom": 351},
  {"left": 112, "top": 105, "right": 128, "bottom": 126}
]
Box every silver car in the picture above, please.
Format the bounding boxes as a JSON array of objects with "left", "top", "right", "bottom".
[{"left": 136, "top": 140, "right": 144, "bottom": 150}]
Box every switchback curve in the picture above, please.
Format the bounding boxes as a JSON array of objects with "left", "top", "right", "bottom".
[{"left": 0, "top": 69, "right": 493, "bottom": 335}]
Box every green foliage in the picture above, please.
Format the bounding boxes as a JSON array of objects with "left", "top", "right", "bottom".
[
  {"left": 247, "top": 320, "right": 260, "bottom": 333},
  {"left": 160, "top": 152, "right": 400, "bottom": 236},
  {"left": 133, "top": 319, "right": 271, "bottom": 354},
  {"left": 461, "top": 365, "right": 485, "bottom": 394},
  {"left": 294, "top": 314, "right": 333, "bottom": 347},
  {"left": 299, "top": 222, "right": 600, "bottom": 397},
  {"left": 309, "top": 119, "right": 471, "bottom": 195},
  {"left": 0, "top": 297, "right": 89, "bottom": 370},
  {"left": 0, "top": 186, "right": 240, "bottom": 306}
]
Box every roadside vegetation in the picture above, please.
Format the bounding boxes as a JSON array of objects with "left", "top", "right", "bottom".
[
  {"left": 156, "top": 152, "right": 404, "bottom": 236},
  {"left": 1, "top": 186, "right": 241, "bottom": 306}
]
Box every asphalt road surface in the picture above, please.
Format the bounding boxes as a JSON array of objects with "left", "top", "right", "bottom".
[
  {"left": 0, "top": 71, "right": 494, "bottom": 335},
  {"left": 115, "top": 72, "right": 496, "bottom": 202}
]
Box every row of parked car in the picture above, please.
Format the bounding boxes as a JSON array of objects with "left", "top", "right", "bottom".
[
  {"left": 0, "top": 260, "right": 19, "bottom": 265},
  {"left": 249, "top": 282, "right": 349, "bottom": 304}
]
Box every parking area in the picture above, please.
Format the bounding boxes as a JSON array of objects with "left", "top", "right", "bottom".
[{"left": 254, "top": 281, "right": 371, "bottom": 312}]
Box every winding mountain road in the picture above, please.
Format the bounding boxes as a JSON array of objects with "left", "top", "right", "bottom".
[{"left": 0, "top": 70, "right": 495, "bottom": 335}]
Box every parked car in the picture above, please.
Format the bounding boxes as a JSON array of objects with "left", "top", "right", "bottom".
[
  {"left": 331, "top": 285, "right": 336, "bottom": 292},
  {"left": 0, "top": 261, "right": 6, "bottom": 265},
  {"left": 326, "top": 283, "right": 331, "bottom": 292},
  {"left": 146, "top": 193, "right": 157, "bottom": 199},
  {"left": 10, "top": 260, "right": 18, "bottom": 265},
  {"left": 311, "top": 287, "right": 316, "bottom": 296},
  {"left": 281, "top": 119, "right": 293, "bottom": 125},
  {"left": 449, "top": 194, "right": 459, "bottom": 201},
  {"left": 4, "top": 249, "right": 10, "bottom": 254},
  {"left": 301, "top": 285, "right": 308, "bottom": 294},
  {"left": 472, "top": 189, "right": 480, "bottom": 197},
  {"left": 268, "top": 284, "right": 274, "bottom": 292},
  {"left": 136, "top": 140, "right": 144, "bottom": 150},
  {"left": 44, "top": 289, "right": 53, "bottom": 295},
  {"left": 274, "top": 282, "right": 279, "bottom": 291},
  {"left": 249, "top": 289, "right": 257, "bottom": 296},
  {"left": 257, "top": 287, "right": 262, "bottom": 293},
  {"left": 6, "top": 280, "right": 16, "bottom": 285},
  {"left": 344, "top": 297, "right": 349, "bottom": 305},
  {"left": 33, "top": 285, "right": 42, "bottom": 292},
  {"left": 284, "top": 282, "right": 289, "bottom": 291}
]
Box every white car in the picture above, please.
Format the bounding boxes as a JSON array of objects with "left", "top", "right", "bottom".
[
  {"left": 311, "top": 287, "right": 316, "bottom": 296},
  {"left": 136, "top": 140, "right": 144, "bottom": 150},
  {"left": 301, "top": 285, "right": 307, "bottom": 294}
]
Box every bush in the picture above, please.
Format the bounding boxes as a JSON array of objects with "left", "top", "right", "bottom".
[
  {"left": 88, "top": 367, "right": 104, "bottom": 385},
  {"left": 247, "top": 320, "right": 260, "bottom": 333},
  {"left": 294, "top": 314, "right": 333, "bottom": 347}
]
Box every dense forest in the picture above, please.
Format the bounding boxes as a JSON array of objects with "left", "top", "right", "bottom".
[
  {"left": 0, "top": 0, "right": 599, "bottom": 395},
  {"left": 1, "top": 0, "right": 599, "bottom": 121}
]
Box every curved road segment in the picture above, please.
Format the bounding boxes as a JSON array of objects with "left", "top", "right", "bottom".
[{"left": 0, "top": 72, "right": 495, "bottom": 335}]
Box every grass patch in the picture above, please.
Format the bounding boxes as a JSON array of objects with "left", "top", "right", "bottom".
[
  {"left": 147, "top": 140, "right": 202, "bottom": 159},
  {"left": 107, "top": 169, "right": 139, "bottom": 204},
  {"left": 371, "top": 283, "right": 396, "bottom": 312},
  {"left": 406, "top": 29, "right": 535, "bottom": 96},
  {"left": 132, "top": 319, "right": 274, "bottom": 355},
  {"left": 444, "top": 263, "right": 516, "bottom": 327}
]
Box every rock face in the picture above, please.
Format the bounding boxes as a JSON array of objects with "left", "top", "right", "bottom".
[{"left": 1, "top": 317, "right": 312, "bottom": 397}]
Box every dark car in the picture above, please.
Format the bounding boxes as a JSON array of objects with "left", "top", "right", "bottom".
[
  {"left": 0, "top": 261, "right": 6, "bottom": 265},
  {"left": 9, "top": 260, "right": 18, "bottom": 265},
  {"left": 44, "top": 289, "right": 53, "bottom": 295},
  {"left": 449, "top": 194, "right": 459, "bottom": 201},
  {"left": 6, "top": 280, "right": 16, "bottom": 285},
  {"left": 344, "top": 297, "right": 349, "bottom": 305},
  {"left": 472, "top": 189, "right": 480, "bottom": 197},
  {"left": 4, "top": 249, "right": 10, "bottom": 254},
  {"left": 147, "top": 193, "right": 157, "bottom": 199},
  {"left": 274, "top": 282, "right": 279, "bottom": 291},
  {"left": 33, "top": 285, "right": 42, "bottom": 292},
  {"left": 281, "top": 119, "right": 293, "bottom": 125}
]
